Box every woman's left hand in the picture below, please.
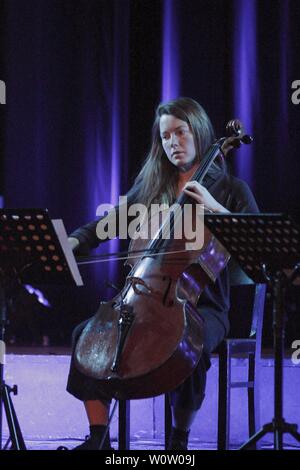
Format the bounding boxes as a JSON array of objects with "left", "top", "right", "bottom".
[{"left": 183, "top": 181, "right": 229, "bottom": 213}]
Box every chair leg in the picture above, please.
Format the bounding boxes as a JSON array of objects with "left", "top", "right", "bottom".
[
  {"left": 164, "top": 394, "right": 172, "bottom": 450},
  {"left": 118, "top": 400, "right": 130, "bottom": 450},
  {"left": 218, "top": 343, "right": 231, "bottom": 450},
  {"left": 248, "top": 353, "right": 255, "bottom": 437},
  {"left": 248, "top": 352, "right": 261, "bottom": 449}
]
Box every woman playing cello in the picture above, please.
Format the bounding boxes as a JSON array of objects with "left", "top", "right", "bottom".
[{"left": 66, "top": 97, "right": 258, "bottom": 450}]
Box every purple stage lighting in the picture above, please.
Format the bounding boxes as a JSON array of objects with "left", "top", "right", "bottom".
[
  {"left": 162, "top": 0, "right": 180, "bottom": 101},
  {"left": 24, "top": 284, "right": 51, "bottom": 308},
  {"left": 233, "top": 0, "right": 257, "bottom": 185}
]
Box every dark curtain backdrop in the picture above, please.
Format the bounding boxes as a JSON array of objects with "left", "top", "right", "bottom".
[
  {"left": 0, "top": 0, "right": 4, "bottom": 197},
  {"left": 1, "top": 0, "right": 300, "bottom": 345}
]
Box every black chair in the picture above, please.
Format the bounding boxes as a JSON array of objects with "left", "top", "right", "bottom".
[
  {"left": 118, "top": 283, "right": 266, "bottom": 450},
  {"left": 216, "top": 282, "right": 266, "bottom": 449}
]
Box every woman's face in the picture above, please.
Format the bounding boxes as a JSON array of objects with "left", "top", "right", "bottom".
[{"left": 159, "top": 114, "right": 197, "bottom": 171}]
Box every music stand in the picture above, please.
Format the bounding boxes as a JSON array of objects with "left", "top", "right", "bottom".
[
  {"left": 0, "top": 208, "right": 83, "bottom": 450},
  {"left": 204, "top": 212, "right": 300, "bottom": 450}
]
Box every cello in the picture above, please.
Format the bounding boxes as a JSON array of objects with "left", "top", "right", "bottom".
[{"left": 74, "top": 119, "right": 252, "bottom": 400}]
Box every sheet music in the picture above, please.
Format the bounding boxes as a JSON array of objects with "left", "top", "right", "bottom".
[{"left": 52, "top": 219, "right": 84, "bottom": 286}]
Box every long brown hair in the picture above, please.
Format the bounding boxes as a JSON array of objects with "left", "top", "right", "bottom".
[{"left": 128, "top": 97, "right": 224, "bottom": 208}]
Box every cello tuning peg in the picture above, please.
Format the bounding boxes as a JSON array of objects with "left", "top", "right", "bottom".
[
  {"left": 226, "top": 119, "right": 243, "bottom": 137},
  {"left": 241, "top": 134, "right": 253, "bottom": 144}
]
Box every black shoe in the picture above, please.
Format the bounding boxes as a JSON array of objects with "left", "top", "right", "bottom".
[
  {"left": 71, "top": 436, "right": 101, "bottom": 450},
  {"left": 73, "top": 425, "right": 114, "bottom": 451},
  {"left": 56, "top": 435, "right": 111, "bottom": 451},
  {"left": 72, "top": 435, "right": 114, "bottom": 451},
  {"left": 167, "top": 427, "right": 189, "bottom": 450},
  {"left": 56, "top": 436, "right": 113, "bottom": 451}
]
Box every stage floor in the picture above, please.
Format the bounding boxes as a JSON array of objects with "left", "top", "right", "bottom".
[
  {"left": 2, "top": 348, "right": 300, "bottom": 451},
  {"left": 3, "top": 438, "right": 300, "bottom": 451}
]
